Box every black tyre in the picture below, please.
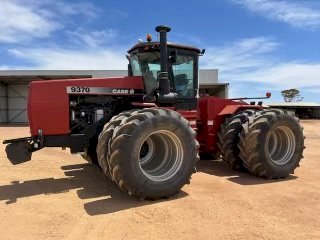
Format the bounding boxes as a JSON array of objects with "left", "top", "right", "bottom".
[
  {"left": 238, "top": 109, "right": 305, "bottom": 178},
  {"left": 81, "top": 138, "right": 98, "bottom": 165},
  {"left": 99, "top": 108, "right": 199, "bottom": 199},
  {"left": 97, "top": 110, "right": 134, "bottom": 178},
  {"left": 217, "top": 110, "right": 257, "bottom": 171},
  {"left": 82, "top": 120, "right": 110, "bottom": 165}
]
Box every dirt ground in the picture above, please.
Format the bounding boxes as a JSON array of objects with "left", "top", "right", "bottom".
[{"left": 0, "top": 120, "right": 319, "bottom": 240}]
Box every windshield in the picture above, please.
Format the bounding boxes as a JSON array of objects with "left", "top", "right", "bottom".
[
  {"left": 129, "top": 52, "right": 195, "bottom": 97},
  {"left": 130, "top": 52, "right": 160, "bottom": 76},
  {"left": 130, "top": 52, "right": 160, "bottom": 95}
]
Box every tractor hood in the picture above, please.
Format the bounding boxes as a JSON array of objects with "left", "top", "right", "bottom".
[{"left": 28, "top": 76, "right": 144, "bottom": 136}]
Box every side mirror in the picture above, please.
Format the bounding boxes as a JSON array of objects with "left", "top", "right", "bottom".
[{"left": 169, "top": 50, "right": 177, "bottom": 63}]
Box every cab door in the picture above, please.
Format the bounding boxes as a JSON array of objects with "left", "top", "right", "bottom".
[{"left": 169, "top": 51, "right": 198, "bottom": 110}]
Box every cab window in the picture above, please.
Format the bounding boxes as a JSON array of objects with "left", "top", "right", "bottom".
[
  {"left": 171, "top": 55, "right": 195, "bottom": 98},
  {"left": 130, "top": 55, "right": 142, "bottom": 76},
  {"left": 130, "top": 52, "right": 160, "bottom": 95}
]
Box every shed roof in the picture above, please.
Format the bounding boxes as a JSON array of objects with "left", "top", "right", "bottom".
[{"left": 267, "top": 102, "right": 320, "bottom": 107}]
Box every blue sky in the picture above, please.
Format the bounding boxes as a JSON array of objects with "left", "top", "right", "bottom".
[{"left": 1, "top": 0, "right": 320, "bottom": 102}]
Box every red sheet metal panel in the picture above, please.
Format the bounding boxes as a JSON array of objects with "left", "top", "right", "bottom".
[
  {"left": 196, "top": 97, "right": 261, "bottom": 154},
  {"left": 219, "top": 104, "right": 261, "bottom": 116},
  {"left": 28, "top": 76, "right": 144, "bottom": 136}
]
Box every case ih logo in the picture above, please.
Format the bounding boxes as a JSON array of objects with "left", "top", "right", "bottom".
[{"left": 112, "top": 88, "right": 135, "bottom": 94}]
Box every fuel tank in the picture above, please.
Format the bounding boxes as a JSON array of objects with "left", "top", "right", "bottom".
[{"left": 27, "top": 76, "right": 144, "bottom": 136}]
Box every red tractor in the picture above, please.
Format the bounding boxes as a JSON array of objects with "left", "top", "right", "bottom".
[{"left": 3, "top": 26, "right": 304, "bottom": 199}]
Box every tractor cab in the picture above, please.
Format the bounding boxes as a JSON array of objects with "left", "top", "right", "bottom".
[{"left": 127, "top": 27, "right": 201, "bottom": 109}]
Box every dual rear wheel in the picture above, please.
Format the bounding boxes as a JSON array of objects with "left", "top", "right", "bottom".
[{"left": 218, "top": 109, "right": 305, "bottom": 178}]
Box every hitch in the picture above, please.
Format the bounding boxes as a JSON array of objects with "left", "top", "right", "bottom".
[
  {"left": 5, "top": 141, "right": 32, "bottom": 165},
  {"left": 3, "top": 134, "right": 42, "bottom": 165},
  {"left": 3, "top": 137, "right": 32, "bottom": 144},
  {"left": 3, "top": 132, "right": 88, "bottom": 164}
]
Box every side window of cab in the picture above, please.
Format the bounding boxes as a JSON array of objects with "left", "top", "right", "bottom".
[{"left": 172, "top": 55, "right": 195, "bottom": 98}]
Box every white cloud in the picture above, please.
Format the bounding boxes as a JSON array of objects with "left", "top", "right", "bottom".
[
  {"left": 238, "top": 63, "right": 320, "bottom": 89},
  {"left": 50, "top": 1, "right": 99, "bottom": 18},
  {"left": 0, "top": 0, "right": 98, "bottom": 43},
  {"left": 231, "top": 0, "right": 320, "bottom": 29},
  {"left": 202, "top": 37, "right": 278, "bottom": 73},
  {"left": 0, "top": 0, "right": 126, "bottom": 71},
  {"left": 201, "top": 37, "right": 320, "bottom": 92},
  {"left": 0, "top": 1, "right": 60, "bottom": 43},
  {"left": 7, "top": 47, "right": 127, "bottom": 70},
  {"left": 67, "top": 29, "right": 118, "bottom": 48}
]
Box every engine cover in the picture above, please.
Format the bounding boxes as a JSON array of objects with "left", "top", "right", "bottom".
[{"left": 27, "top": 76, "right": 144, "bottom": 136}]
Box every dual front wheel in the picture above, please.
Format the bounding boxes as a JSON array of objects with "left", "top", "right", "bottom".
[{"left": 96, "top": 108, "right": 199, "bottom": 199}]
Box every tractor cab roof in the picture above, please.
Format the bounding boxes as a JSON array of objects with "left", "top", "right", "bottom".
[{"left": 127, "top": 41, "right": 201, "bottom": 54}]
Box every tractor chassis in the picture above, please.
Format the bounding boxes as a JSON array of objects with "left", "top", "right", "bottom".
[{"left": 3, "top": 121, "right": 103, "bottom": 164}]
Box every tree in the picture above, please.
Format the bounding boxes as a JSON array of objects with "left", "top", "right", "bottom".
[{"left": 281, "top": 89, "right": 303, "bottom": 102}]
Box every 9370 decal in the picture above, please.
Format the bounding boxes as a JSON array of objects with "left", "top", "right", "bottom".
[{"left": 69, "top": 86, "right": 91, "bottom": 93}]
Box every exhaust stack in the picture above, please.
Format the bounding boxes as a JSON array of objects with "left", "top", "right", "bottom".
[{"left": 155, "top": 25, "right": 171, "bottom": 95}]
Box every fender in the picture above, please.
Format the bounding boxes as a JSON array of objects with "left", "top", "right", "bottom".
[{"left": 218, "top": 104, "right": 263, "bottom": 116}]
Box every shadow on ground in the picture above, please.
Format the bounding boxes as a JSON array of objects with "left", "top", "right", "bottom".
[
  {"left": 0, "top": 163, "right": 187, "bottom": 215},
  {"left": 197, "top": 159, "right": 297, "bottom": 185}
]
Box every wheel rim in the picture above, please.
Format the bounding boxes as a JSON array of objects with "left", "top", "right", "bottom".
[
  {"left": 138, "top": 130, "right": 184, "bottom": 182},
  {"left": 139, "top": 137, "right": 155, "bottom": 165},
  {"left": 266, "top": 126, "right": 296, "bottom": 165}
]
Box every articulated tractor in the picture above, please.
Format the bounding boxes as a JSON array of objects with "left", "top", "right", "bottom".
[{"left": 4, "top": 26, "right": 305, "bottom": 199}]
